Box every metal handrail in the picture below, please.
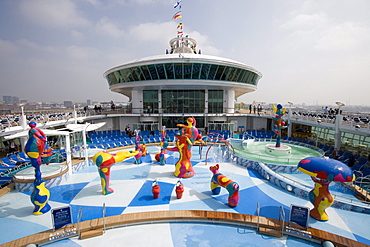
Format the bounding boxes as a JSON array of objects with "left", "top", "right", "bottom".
[
  {"left": 279, "top": 206, "right": 286, "bottom": 236},
  {"left": 103, "top": 203, "right": 106, "bottom": 233},
  {"left": 77, "top": 207, "right": 83, "bottom": 237},
  {"left": 256, "top": 202, "right": 260, "bottom": 230}
]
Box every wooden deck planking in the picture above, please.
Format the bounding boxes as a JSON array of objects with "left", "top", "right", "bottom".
[{"left": 2, "top": 212, "right": 370, "bottom": 246}]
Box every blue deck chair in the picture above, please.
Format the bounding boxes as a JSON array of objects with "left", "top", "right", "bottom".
[
  {"left": 131, "top": 137, "right": 136, "bottom": 143},
  {"left": 1, "top": 157, "right": 16, "bottom": 166},
  {"left": 9, "top": 154, "right": 28, "bottom": 163},
  {"left": 352, "top": 163, "right": 363, "bottom": 172},
  {"left": 154, "top": 135, "right": 161, "bottom": 142},
  {"left": 17, "top": 152, "right": 31, "bottom": 162},
  {"left": 0, "top": 176, "right": 13, "bottom": 185},
  {"left": 362, "top": 167, "right": 370, "bottom": 177},
  {"left": 124, "top": 138, "right": 133, "bottom": 145}
]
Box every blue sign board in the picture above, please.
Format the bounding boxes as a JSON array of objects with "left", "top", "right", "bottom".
[
  {"left": 52, "top": 206, "right": 72, "bottom": 230},
  {"left": 290, "top": 205, "right": 309, "bottom": 228}
]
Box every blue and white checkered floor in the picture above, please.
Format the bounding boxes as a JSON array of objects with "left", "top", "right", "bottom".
[{"left": 1, "top": 145, "right": 370, "bottom": 246}]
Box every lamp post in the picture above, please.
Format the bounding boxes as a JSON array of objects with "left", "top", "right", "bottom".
[
  {"left": 73, "top": 104, "right": 77, "bottom": 124},
  {"left": 334, "top": 102, "right": 345, "bottom": 150},
  {"left": 20, "top": 104, "right": 28, "bottom": 151},
  {"left": 287, "top": 102, "right": 293, "bottom": 138}
]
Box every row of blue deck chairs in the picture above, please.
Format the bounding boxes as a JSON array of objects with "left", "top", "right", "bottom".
[
  {"left": 87, "top": 129, "right": 232, "bottom": 148},
  {"left": 207, "top": 130, "right": 231, "bottom": 142},
  {"left": 88, "top": 134, "right": 172, "bottom": 150},
  {"left": 240, "top": 130, "right": 274, "bottom": 140},
  {"left": 0, "top": 152, "right": 32, "bottom": 188},
  {"left": 88, "top": 130, "right": 162, "bottom": 139},
  {"left": 1, "top": 152, "right": 30, "bottom": 166}
]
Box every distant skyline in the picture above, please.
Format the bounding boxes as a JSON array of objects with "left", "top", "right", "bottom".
[{"left": 1, "top": 0, "right": 370, "bottom": 106}]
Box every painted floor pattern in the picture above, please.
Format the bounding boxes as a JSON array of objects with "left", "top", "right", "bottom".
[{"left": 1, "top": 145, "right": 370, "bottom": 246}]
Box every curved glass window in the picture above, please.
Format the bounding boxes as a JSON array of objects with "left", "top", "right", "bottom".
[
  {"left": 107, "top": 73, "right": 118, "bottom": 85},
  {"left": 200, "top": 64, "right": 211, "bottom": 79},
  {"left": 174, "top": 63, "right": 183, "bottom": 79},
  {"left": 215, "top": 66, "right": 225, "bottom": 80},
  {"left": 184, "top": 63, "right": 192, "bottom": 79},
  {"left": 192, "top": 63, "right": 201, "bottom": 79},
  {"left": 165, "top": 63, "right": 174, "bottom": 79},
  {"left": 107, "top": 62, "right": 260, "bottom": 86},
  {"left": 156, "top": 64, "right": 166, "bottom": 79},
  {"left": 147, "top": 65, "right": 158, "bottom": 80},
  {"left": 141, "top": 66, "right": 152, "bottom": 80}
]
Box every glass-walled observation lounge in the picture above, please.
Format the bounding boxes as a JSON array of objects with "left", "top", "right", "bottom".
[
  {"left": 142, "top": 89, "right": 223, "bottom": 114},
  {"left": 106, "top": 62, "right": 260, "bottom": 86}
]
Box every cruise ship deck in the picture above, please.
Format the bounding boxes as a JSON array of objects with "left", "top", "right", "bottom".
[{"left": 1, "top": 145, "right": 370, "bottom": 246}]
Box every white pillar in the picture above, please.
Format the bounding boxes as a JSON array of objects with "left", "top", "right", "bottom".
[
  {"left": 334, "top": 114, "right": 342, "bottom": 150},
  {"left": 158, "top": 90, "right": 162, "bottom": 114},
  {"left": 83, "top": 123, "right": 89, "bottom": 167},
  {"left": 20, "top": 106, "right": 28, "bottom": 150},
  {"left": 226, "top": 90, "right": 235, "bottom": 113},
  {"left": 205, "top": 89, "right": 208, "bottom": 114},
  {"left": 288, "top": 106, "right": 292, "bottom": 137},
  {"left": 131, "top": 90, "right": 142, "bottom": 114},
  {"left": 73, "top": 105, "right": 77, "bottom": 124},
  {"left": 65, "top": 135, "right": 72, "bottom": 175}
]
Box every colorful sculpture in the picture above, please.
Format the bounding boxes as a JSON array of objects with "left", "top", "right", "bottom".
[
  {"left": 92, "top": 150, "right": 138, "bottom": 195},
  {"left": 24, "top": 122, "right": 51, "bottom": 215},
  {"left": 167, "top": 134, "right": 194, "bottom": 178},
  {"left": 155, "top": 126, "right": 168, "bottom": 165},
  {"left": 298, "top": 157, "right": 355, "bottom": 221},
  {"left": 209, "top": 164, "right": 239, "bottom": 207},
  {"left": 177, "top": 117, "right": 202, "bottom": 144},
  {"left": 166, "top": 117, "right": 202, "bottom": 178},
  {"left": 134, "top": 130, "right": 147, "bottom": 164},
  {"left": 152, "top": 180, "right": 160, "bottom": 199},
  {"left": 159, "top": 126, "right": 168, "bottom": 166},
  {"left": 175, "top": 180, "right": 184, "bottom": 199},
  {"left": 271, "top": 104, "right": 287, "bottom": 148}
]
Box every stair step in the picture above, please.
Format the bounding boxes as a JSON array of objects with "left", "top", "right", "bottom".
[{"left": 79, "top": 229, "right": 104, "bottom": 240}]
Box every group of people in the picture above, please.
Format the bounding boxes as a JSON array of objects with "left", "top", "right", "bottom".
[
  {"left": 249, "top": 104, "right": 263, "bottom": 115},
  {"left": 124, "top": 125, "right": 135, "bottom": 138},
  {"left": 322, "top": 106, "right": 342, "bottom": 115},
  {"left": 8, "top": 140, "right": 17, "bottom": 154},
  {"left": 94, "top": 105, "right": 103, "bottom": 113}
]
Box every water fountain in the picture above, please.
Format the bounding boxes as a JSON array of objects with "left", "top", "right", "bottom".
[{"left": 265, "top": 104, "right": 291, "bottom": 155}]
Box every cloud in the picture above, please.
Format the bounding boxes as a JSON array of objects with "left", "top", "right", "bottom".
[
  {"left": 19, "top": 0, "right": 90, "bottom": 28},
  {"left": 66, "top": 45, "right": 100, "bottom": 60},
  {"left": 0, "top": 39, "right": 18, "bottom": 55},
  {"left": 277, "top": 2, "right": 370, "bottom": 52},
  {"left": 129, "top": 22, "right": 221, "bottom": 56},
  {"left": 84, "top": 0, "right": 173, "bottom": 7},
  {"left": 316, "top": 22, "right": 370, "bottom": 50},
  {"left": 70, "top": 30, "right": 85, "bottom": 41},
  {"left": 109, "top": 0, "right": 173, "bottom": 5},
  {"left": 186, "top": 31, "right": 221, "bottom": 56},
  {"left": 16, "top": 39, "right": 40, "bottom": 50},
  {"left": 95, "top": 18, "right": 125, "bottom": 38},
  {"left": 130, "top": 22, "right": 174, "bottom": 43},
  {"left": 279, "top": 13, "right": 328, "bottom": 30}
]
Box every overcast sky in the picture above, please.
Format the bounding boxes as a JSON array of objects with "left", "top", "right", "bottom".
[{"left": 1, "top": 0, "right": 370, "bottom": 106}]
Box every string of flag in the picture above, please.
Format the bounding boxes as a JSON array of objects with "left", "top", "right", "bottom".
[{"left": 173, "top": 0, "right": 183, "bottom": 37}]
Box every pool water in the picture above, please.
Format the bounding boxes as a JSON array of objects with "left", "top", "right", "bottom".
[{"left": 233, "top": 141, "right": 322, "bottom": 165}]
